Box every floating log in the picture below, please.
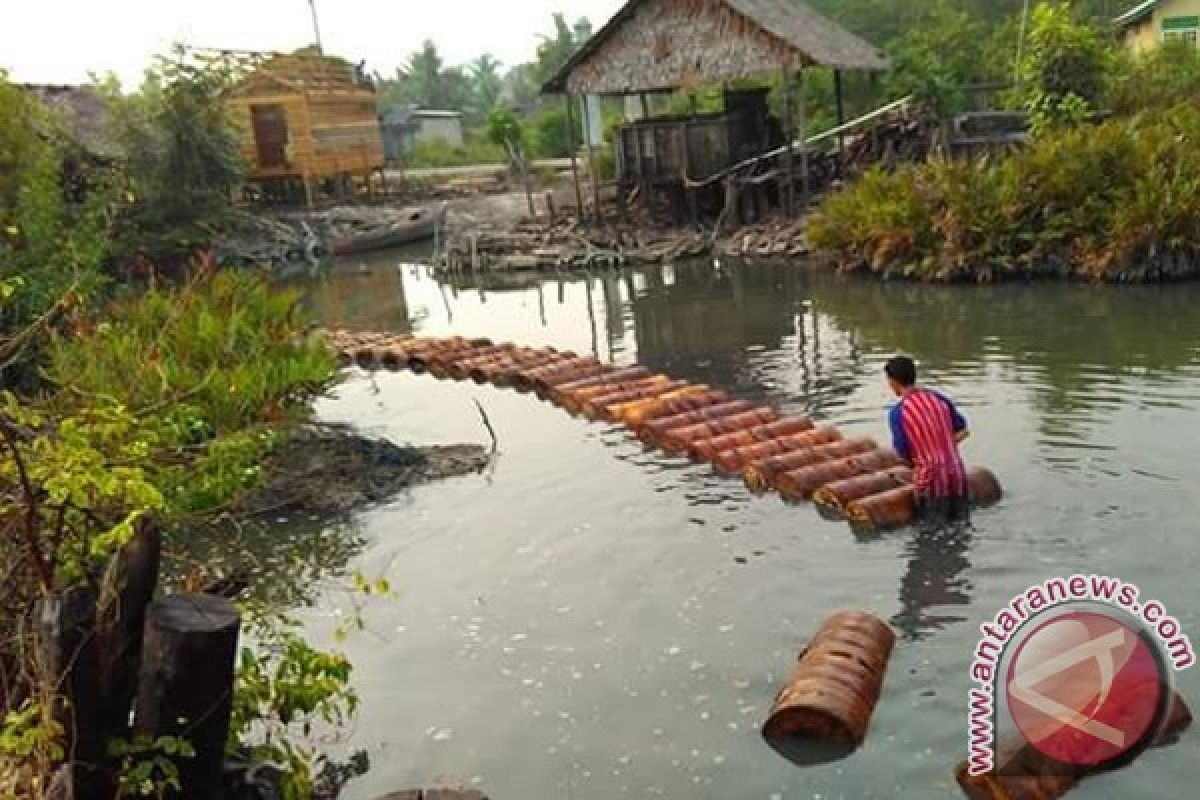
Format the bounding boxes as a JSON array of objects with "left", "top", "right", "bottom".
[
  {"left": 656, "top": 408, "right": 780, "bottom": 455},
  {"left": 439, "top": 345, "right": 520, "bottom": 379},
  {"left": 636, "top": 400, "right": 756, "bottom": 443},
  {"left": 812, "top": 467, "right": 913, "bottom": 517},
  {"left": 511, "top": 358, "right": 605, "bottom": 393},
  {"left": 688, "top": 416, "right": 816, "bottom": 462},
  {"left": 713, "top": 426, "right": 843, "bottom": 475},
  {"left": 407, "top": 339, "right": 494, "bottom": 372},
  {"left": 134, "top": 594, "right": 241, "bottom": 800},
  {"left": 776, "top": 450, "right": 904, "bottom": 502},
  {"left": 763, "top": 611, "right": 896, "bottom": 747},
  {"left": 493, "top": 352, "right": 579, "bottom": 387},
  {"left": 582, "top": 380, "right": 691, "bottom": 420},
  {"left": 743, "top": 438, "right": 879, "bottom": 493},
  {"left": 844, "top": 467, "right": 1005, "bottom": 532},
  {"left": 954, "top": 692, "right": 1192, "bottom": 800},
  {"left": 467, "top": 350, "right": 566, "bottom": 384},
  {"left": 606, "top": 385, "right": 720, "bottom": 426},
  {"left": 549, "top": 366, "right": 652, "bottom": 405},
  {"left": 431, "top": 343, "right": 533, "bottom": 378},
  {"left": 559, "top": 375, "right": 673, "bottom": 414}
]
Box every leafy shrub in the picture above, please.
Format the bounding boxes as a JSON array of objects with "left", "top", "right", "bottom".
[
  {"left": 808, "top": 105, "right": 1200, "bottom": 282},
  {"left": 401, "top": 134, "right": 506, "bottom": 168}
]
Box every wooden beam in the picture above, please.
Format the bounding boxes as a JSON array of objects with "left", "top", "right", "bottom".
[
  {"left": 582, "top": 97, "right": 602, "bottom": 223},
  {"left": 800, "top": 67, "right": 810, "bottom": 206},
  {"left": 834, "top": 68, "right": 846, "bottom": 159},
  {"left": 565, "top": 96, "right": 585, "bottom": 220}
]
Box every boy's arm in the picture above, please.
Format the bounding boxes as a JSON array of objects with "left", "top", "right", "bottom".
[
  {"left": 889, "top": 405, "right": 912, "bottom": 464},
  {"left": 935, "top": 391, "right": 970, "bottom": 439}
]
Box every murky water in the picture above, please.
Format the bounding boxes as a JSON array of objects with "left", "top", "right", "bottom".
[{"left": 284, "top": 254, "right": 1200, "bottom": 799}]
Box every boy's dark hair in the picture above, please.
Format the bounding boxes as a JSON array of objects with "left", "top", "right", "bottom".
[{"left": 885, "top": 356, "right": 917, "bottom": 387}]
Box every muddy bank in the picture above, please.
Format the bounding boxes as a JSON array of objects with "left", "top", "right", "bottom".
[{"left": 243, "top": 424, "right": 490, "bottom": 516}]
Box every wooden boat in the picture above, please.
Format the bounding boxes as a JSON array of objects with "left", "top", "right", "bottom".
[{"left": 330, "top": 205, "right": 445, "bottom": 256}]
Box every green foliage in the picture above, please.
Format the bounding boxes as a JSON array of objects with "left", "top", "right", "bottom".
[
  {"left": 105, "top": 50, "right": 243, "bottom": 263},
  {"left": 808, "top": 105, "right": 1200, "bottom": 282},
  {"left": 230, "top": 620, "right": 358, "bottom": 800},
  {"left": 401, "top": 134, "right": 507, "bottom": 168},
  {"left": 885, "top": 1, "right": 993, "bottom": 115},
  {"left": 1018, "top": 2, "right": 1114, "bottom": 133},
  {"left": 0, "top": 699, "right": 64, "bottom": 797},
  {"left": 485, "top": 106, "right": 530, "bottom": 159},
  {"left": 0, "top": 72, "right": 114, "bottom": 347},
  {"left": 1110, "top": 38, "right": 1200, "bottom": 115},
  {"left": 108, "top": 735, "right": 195, "bottom": 799},
  {"left": 529, "top": 105, "right": 578, "bottom": 158}
]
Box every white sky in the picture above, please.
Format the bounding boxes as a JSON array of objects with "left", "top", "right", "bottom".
[{"left": 2, "top": 0, "right": 625, "bottom": 87}]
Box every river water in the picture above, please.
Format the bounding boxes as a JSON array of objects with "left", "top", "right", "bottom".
[{"left": 284, "top": 254, "right": 1200, "bottom": 799}]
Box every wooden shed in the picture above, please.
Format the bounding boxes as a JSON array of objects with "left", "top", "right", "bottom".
[
  {"left": 221, "top": 47, "right": 384, "bottom": 206},
  {"left": 541, "top": 0, "right": 889, "bottom": 220}
]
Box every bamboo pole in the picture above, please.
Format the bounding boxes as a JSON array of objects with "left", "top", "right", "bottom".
[
  {"left": 565, "top": 96, "right": 585, "bottom": 220},
  {"left": 834, "top": 69, "right": 846, "bottom": 162}
]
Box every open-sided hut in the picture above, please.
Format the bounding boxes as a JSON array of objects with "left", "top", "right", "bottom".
[
  {"left": 541, "top": 0, "right": 888, "bottom": 220},
  {"left": 221, "top": 47, "right": 384, "bottom": 206}
]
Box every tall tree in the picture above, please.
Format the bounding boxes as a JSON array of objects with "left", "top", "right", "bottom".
[{"left": 469, "top": 54, "right": 505, "bottom": 116}]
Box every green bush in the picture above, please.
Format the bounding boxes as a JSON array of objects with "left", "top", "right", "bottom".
[
  {"left": 401, "top": 134, "right": 506, "bottom": 168},
  {"left": 808, "top": 105, "right": 1200, "bottom": 282},
  {"left": 1110, "top": 38, "right": 1200, "bottom": 114}
]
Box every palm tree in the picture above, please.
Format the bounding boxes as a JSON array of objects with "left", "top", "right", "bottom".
[{"left": 469, "top": 54, "right": 504, "bottom": 116}]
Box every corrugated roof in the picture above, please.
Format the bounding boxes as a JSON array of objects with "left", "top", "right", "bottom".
[
  {"left": 542, "top": 0, "right": 889, "bottom": 95},
  {"left": 1115, "top": 0, "right": 1160, "bottom": 28}
]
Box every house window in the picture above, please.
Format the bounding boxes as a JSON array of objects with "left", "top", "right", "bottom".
[{"left": 1163, "top": 16, "right": 1200, "bottom": 46}]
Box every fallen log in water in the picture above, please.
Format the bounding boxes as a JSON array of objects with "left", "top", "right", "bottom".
[
  {"left": 954, "top": 692, "right": 1192, "bottom": 800},
  {"left": 844, "top": 467, "right": 1004, "bottom": 532},
  {"left": 582, "top": 380, "right": 692, "bottom": 420},
  {"left": 688, "top": 417, "right": 816, "bottom": 462},
  {"left": 326, "top": 332, "right": 1005, "bottom": 534},
  {"left": 548, "top": 367, "right": 652, "bottom": 405},
  {"left": 742, "top": 438, "right": 879, "bottom": 493},
  {"left": 636, "top": 400, "right": 755, "bottom": 443},
  {"left": 606, "top": 385, "right": 722, "bottom": 427},
  {"left": 656, "top": 408, "right": 780, "bottom": 455},
  {"left": 713, "top": 426, "right": 843, "bottom": 476},
  {"left": 776, "top": 450, "right": 905, "bottom": 503},
  {"left": 763, "top": 611, "right": 896, "bottom": 747}
]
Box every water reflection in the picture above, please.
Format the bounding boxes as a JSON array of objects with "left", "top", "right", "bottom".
[{"left": 278, "top": 256, "right": 1200, "bottom": 800}]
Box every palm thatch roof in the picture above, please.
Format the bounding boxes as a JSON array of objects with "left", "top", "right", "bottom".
[{"left": 542, "top": 0, "right": 889, "bottom": 96}]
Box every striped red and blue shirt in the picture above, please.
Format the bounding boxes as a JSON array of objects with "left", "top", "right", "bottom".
[{"left": 889, "top": 388, "right": 968, "bottom": 499}]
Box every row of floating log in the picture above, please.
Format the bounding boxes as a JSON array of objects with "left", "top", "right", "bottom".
[
  {"left": 325, "top": 332, "right": 1004, "bottom": 534},
  {"left": 327, "top": 332, "right": 1186, "bottom": 796}
]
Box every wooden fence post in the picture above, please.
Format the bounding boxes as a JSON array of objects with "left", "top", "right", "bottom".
[
  {"left": 96, "top": 516, "right": 161, "bottom": 741},
  {"left": 35, "top": 585, "right": 103, "bottom": 799},
  {"left": 134, "top": 594, "right": 241, "bottom": 800}
]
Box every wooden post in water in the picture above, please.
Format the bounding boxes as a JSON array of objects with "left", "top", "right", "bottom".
[
  {"left": 96, "top": 516, "right": 161, "bottom": 742},
  {"left": 565, "top": 96, "right": 585, "bottom": 221},
  {"left": 780, "top": 66, "right": 794, "bottom": 217},
  {"left": 134, "top": 594, "right": 241, "bottom": 800},
  {"left": 35, "top": 586, "right": 103, "bottom": 799}
]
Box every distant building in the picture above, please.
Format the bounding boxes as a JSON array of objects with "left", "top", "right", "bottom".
[
  {"left": 379, "top": 106, "right": 464, "bottom": 164},
  {"left": 1116, "top": 0, "right": 1200, "bottom": 54},
  {"left": 21, "top": 84, "right": 122, "bottom": 163},
  {"left": 219, "top": 46, "right": 385, "bottom": 206}
]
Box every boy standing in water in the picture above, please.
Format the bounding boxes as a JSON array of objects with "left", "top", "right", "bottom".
[{"left": 885, "top": 356, "right": 971, "bottom": 523}]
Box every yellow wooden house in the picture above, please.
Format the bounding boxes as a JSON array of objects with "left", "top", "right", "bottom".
[
  {"left": 1116, "top": 0, "right": 1200, "bottom": 54},
  {"left": 219, "top": 47, "right": 384, "bottom": 206}
]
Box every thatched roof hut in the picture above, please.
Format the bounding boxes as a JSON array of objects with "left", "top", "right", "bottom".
[{"left": 542, "top": 0, "right": 889, "bottom": 96}]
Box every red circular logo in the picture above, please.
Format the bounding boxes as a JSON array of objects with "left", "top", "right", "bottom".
[{"left": 1005, "top": 610, "right": 1168, "bottom": 768}]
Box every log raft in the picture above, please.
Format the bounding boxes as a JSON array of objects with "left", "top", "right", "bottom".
[{"left": 325, "top": 331, "right": 1004, "bottom": 531}]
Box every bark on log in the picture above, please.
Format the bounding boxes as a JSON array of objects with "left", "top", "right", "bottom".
[
  {"left": 713, "top": 426, "right": 843, "bottom": 475},
  {"left": 656, "top": 408, "right": 780, "bottom": 455},
  {"left": 558, "top": 375, "right": 672, "bottom": 414},
  {"left": 845, "top": 467, "right": 1005, "bottom": 532},
  {"left": 611, "top": 387, "right": 728, "bottom": 428},
  {"left": 812, "top": 468, "right": 913, "bottom": 517},
  {"left": 688, "top": 416, "right": 815, "bottom": 462},
  {"left": 134, "top": 594, "right": 241, "bottom": 800},
  {"left": 511, "top": 358, "right": 605, "bottom": 393},
  {"left": 549, "top": 367, "right": 652, "bottom": 405},
  {"left": 763, "top": 611, "right": 896, "bottom": 747},
  {"left": 96, "top": 516, "right": 162, "bottom": 742},
  {"left": 636, "top": 400, "right": 755, "bottom": 444},
  {"left": 776, "top": 450, "right": 905, "bottom": 503},
  {"left": 35, "top": 586, "right": 103, "bottom": 799},
  {"left": 582, "top": 380, "right": 691, "bottom": 420},
  {"left": 742, "top": 438, "right": 879, "bottom": 493}
]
